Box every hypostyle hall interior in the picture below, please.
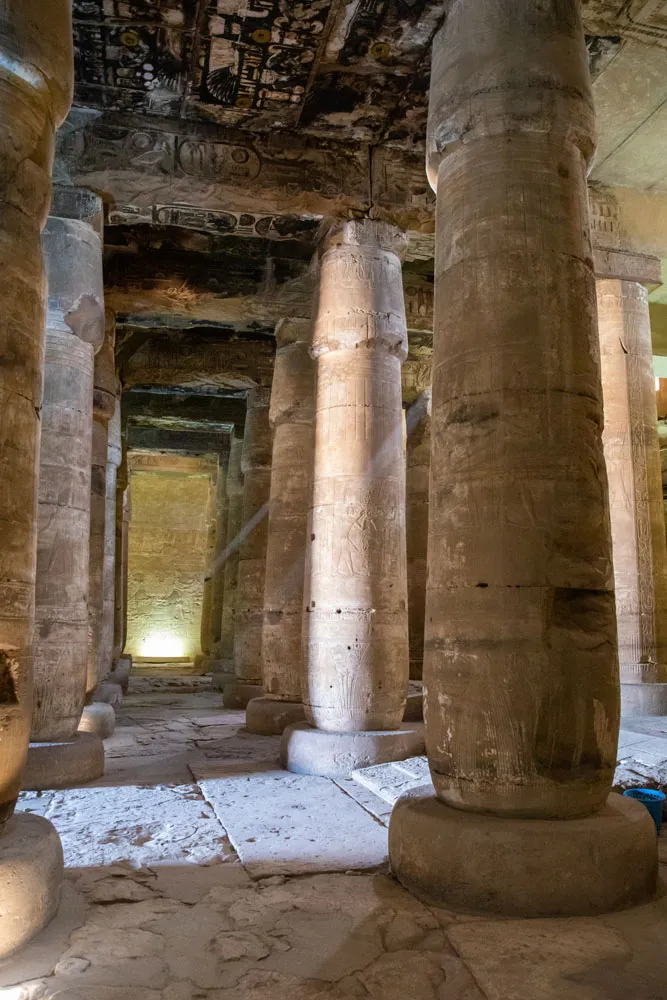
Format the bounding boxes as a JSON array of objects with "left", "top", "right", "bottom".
[{"left": 3, "top": 2, "right": 667, "bottom": 998}]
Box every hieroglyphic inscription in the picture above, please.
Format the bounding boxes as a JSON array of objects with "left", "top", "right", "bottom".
[{"left": 583, "top": 0, "right": 667, "bottom": 45}]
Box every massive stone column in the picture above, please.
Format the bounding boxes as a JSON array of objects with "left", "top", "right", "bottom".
[
  {"left": 389, "top": 0, "right": 656, "bottom": 917},
  {"left": 24, "top": 188, "right": 106, "bottom": 791},
  {"left": 282, "top": 221, "right": 423, "bottom": 776},
  {"left": 98, "top": 399, "right": 122, "bottom": 689},
  {"left": 212, "top": 432, "right": 243, "bottom": 691},
  {"left": 405, "top": 390, "right": 430, "bottom": 683},
  {"left": 195, "top": 471, "right": 218, "bottom": 672},
  {"left": 224, "top": 390, "right": 271, "bottom": 709},
  {"left": 247, "top": 319, "right": 315, "bottom": 735},
  {"left": 0, "top": 0, "right": 73, "bottom": 959},
  {"left": 79, "top": 312, "right": 117, "bottom": 740},
  {"left": 596, "top": 258, "right": 667, "bottom": 716},
  {"left": 209, "top": 456, "right": 230, "bottom": 664},
  {"left": 110, "top": 447, "right": 132, "bottom": 692}
]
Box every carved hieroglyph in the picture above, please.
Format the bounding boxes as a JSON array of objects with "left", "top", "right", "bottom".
[
  {"left": 219, "top": 434, "right": 244, "bottom": 667},
  {"left": 33, "top": 189, "right": 105, "bottom": 742},
  {"left": 234, "top": 389, "right": 271, "bottom": 685},
  {"left": 0, "top": 0, "right": 73, "bottom": 824},
  {"left": 405, "top": 391, "right": 431, "bottom": 682},
  {"left": 303, "top": 221, "right": 410, "bottom": 732},
  {"left": 424, "top": 0, "right": 619, "bottom": 820},
  {"left": 262, "top": 318, "right": 315, "bottom": 702},
  {"left": 598, "top": 278, "right": 667, "bottom": 685}
]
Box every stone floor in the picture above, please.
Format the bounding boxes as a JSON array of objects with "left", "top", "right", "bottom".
[{"left": 1, "top": 680, "right": 666, "bottom": 1000}]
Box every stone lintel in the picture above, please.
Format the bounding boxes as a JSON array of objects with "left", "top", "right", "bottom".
[
  {"left": 593, "top": 247, "right": 662, "bottom": 288},
  {"left": 127, "top": 425, "right": 229, "bottom": 457},
  {"left": 122, "top": 389, "right": 246, "bottom": 430}
]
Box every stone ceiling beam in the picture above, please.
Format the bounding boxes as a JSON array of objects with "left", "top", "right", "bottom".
[
  {"left": 121, "top": 332, "right": 276, "bottom": 390},
  {"left": 127, "top": 425, "right": 230, "bottom": 457},
  {"left": 123, "top": 390, "right": 246, "bottom": 429}
]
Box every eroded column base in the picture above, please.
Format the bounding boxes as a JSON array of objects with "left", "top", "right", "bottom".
[
  {"left": 281, "top": 722, "right": 425, "bottom": 777},
  {"left": 110, "top": 654, "right": 132, "bottom": 692},
  {"left": 621, "top": 682, "right": 667, "bottom": 717},
  {"left": 23, "top": 732, "right": 104, "bottom": 790},
  {"left": 0, "top": 813, "right": 64, "bottom": 959},
  {"left": 210, "top": 660, "right": 236, "bottom": 691},
  {"left": 389, "top": 788, "right": 657, "bottom": 917},
  {"left": 223, "top": 681, "right": 265, "bottom": 709},
  {"left": 93, "top": 681, "right": 123, "bottom": 707},
  {"left": 78, "top": 702, "right": 115, "bottom": 739},
  {"left": 246, "top": 697, "right": 306, "bottom": 736}
]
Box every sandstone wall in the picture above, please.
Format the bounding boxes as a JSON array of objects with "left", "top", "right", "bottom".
[{"left": 126, "top": 465, "right": 212, "bottom": 661}]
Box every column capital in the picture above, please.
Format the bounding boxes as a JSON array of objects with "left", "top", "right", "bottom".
[
  {"left": 275, "top": 317, "right": 312, "bottom": 349},
  {"left": 320, "top": 219, "right": 408, "bottom": 259},
  {"left": 426, "top": 0, "right": 595, "bottom": 189}
]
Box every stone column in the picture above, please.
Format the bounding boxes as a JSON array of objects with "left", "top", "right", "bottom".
[
  {"left": 195, "top": 471, "right": 218, "bottom": 672},
  {"left": 110, "top": 445, "right": 132, "bottom": 692},
  {"left": 247, "top": 318, "right": 315, "bottom": 735},
  {"left": 596, "top": 259, "right": 667, "bottom": 715},
  {"left": 389, "top": 0, "right": 656, "bottom": 917},
  {"left": 405, "top": 390, "right": 430, "bottom": 682},
  {"left": 96, "top": 398, "right": 122, "bottom": 699},
  {"left": 0, "top": 0, "right": 73, "bottom": 959},
  {"left": 212, "top": 432, "right": 243, "bottom": 691},
  {"left": 24, "top": 188, "right": 106, "bottom": 791},
  {"left": 282, "top": 221, "right": 423, "bottom": 776},
  {"left": 79, "top": 312, "right": 117, "bottom": 740},
  {"left": 209, "top": 453, "right": 230, "bottom": 664},
  {"left": 223, "top": 390, "right": 271, "bottom": 709}
]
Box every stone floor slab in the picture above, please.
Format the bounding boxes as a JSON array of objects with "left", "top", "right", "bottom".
[{"left": 197, "top": 767, "right": 389, "bottom": 876}]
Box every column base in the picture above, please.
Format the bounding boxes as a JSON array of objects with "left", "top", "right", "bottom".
[
  {"left": 193, "top": 654, "right": 213, "bottom": 674},
  {"left": 246, "top": 697, "right": 306, "bottom": 736},
  {"left": 621, "top": 682, "right": 667, "bottom": 716},
  {"left": 222, "top": 681, "right": 265, "bottom": 709},
  {"left": 403, "top": 692, "right": 423, "bottom": 722},
  {"left": 110, "top": 654, "right": 132, "bottom": 692},
  {"left": 78, "top": 702, "right": 115, "bottom": 739},
  {"left": 281, "top": 722, "right": 426, "bottom": 778},
  {"left": 93, "top": 681, "right": 123, "bottom": 707},
  {"left": 23, "top": 732, "right": 104, "bottom": 790},
  {"left": 0, "top": 813, "right": 64, "bottom": 959},
  {"left": 389, "top": 788, "right": 657, "bottom": 918},
  {"left": 210, "top": 661, "right": 237, "bottom": 691}
]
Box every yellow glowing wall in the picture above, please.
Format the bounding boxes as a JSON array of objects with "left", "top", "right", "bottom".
[{"left": 126, "top": 466, "right": 212, "bottom": 660}]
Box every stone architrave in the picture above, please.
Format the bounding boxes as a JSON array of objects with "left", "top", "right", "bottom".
[
  {"left": 79, "top": 311, "right": 117, "bottom": 740},
  {"left": 247, "top": 318, "right": 315, "bottom": 735},
  {"left": 405, "top": 390, "right": 431, "bottom": 682},
  {"left": 596, "top": 259, "right": 667, "bottom": 715},
  {"left": 281, "top": 220, "right": 424, "bottom": 776},
  {"left": 224, "top": 390, "right": 271, "bottom": 709},
  {"left": 25, "top": 188, "right": 106, "bottom": 791},
  {"left": 213, "top": 433, "right": 243, "bottom": 690},
  {"left": 0, "top": 0, "right": 73, "bottom": 959},
  {"left": 388, "top": 0, "right": 656, "bottom": 918}
]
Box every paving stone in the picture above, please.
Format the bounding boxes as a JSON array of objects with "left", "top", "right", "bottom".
[{"left": 197, "top": 767, "right": 389, "bottom": 876}]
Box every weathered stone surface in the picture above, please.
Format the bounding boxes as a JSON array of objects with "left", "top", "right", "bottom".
[
  {"left": 99, "top": 400, "right": 122, "bottom": 684},
  {"left": 259, "top": 318, "right": 315, "bottom": 717},
  {"left": 303, "top": 221, "right": 410, "bottom": 736},
  {"left": 597, "top": 275, "right": 667, "bottom": 714},
  {"left": 219, "top": 433, "right": 244, "bottom": 676},
  {"left": 0, "top": 0, "right": 74, "bottom": 830},
  {"left": 422, "top": 0, "right": 619, "bottom": 821},
  {"left": 232, "top": 389, "right": 271, "bottom": 689},
  {"left": 197, "top": 767, "right": 388, "bottom": 877},
  {"left": 126, "top": 456, "right": 212, "bottom": 661},
  {"left": 23, "top": 733, "right": 104, "bottom": 792},
  {"left": 405, "top": 392, "right": 430, "bottom": 682}
]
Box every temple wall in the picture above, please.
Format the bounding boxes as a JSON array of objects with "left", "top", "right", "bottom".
[{"left": 126, "top": 460, "right": 213, "bottom": 662}]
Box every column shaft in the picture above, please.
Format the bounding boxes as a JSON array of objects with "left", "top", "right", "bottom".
[
  {"left": 405, "top": 392, "right": 430, "bottom": 682},
  {"left": 233, "top": 389, "right": 271, "bottom": 689},
  {"left": 304, "top": 221, "right": 410, "bottom": 732},
  {"left": 99, "top": 399, "right": 121, "bottom": 683},
  {"left": 199, "top": 473, "right": 217, "bottom": 662},
  {"left": 86, "top": 314, "right": 116, "bottom": 696},
  {"left": 210, "top": 460, "right": 229, "bottom": 660},
  {"left": 0, "top": 1, "right": 72, "bottom": 826},
  {"left": 424, "top": 0, "right": 616, "bottom": 820},
  {"left": 217, "top": 434, "right": 243, "bottom": 677},
  {"left": 598, "top": 278, "right": 667, "bottom": 710},
  {"left": 32, "top": 189, "right": 104, "bottom": 742}
]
